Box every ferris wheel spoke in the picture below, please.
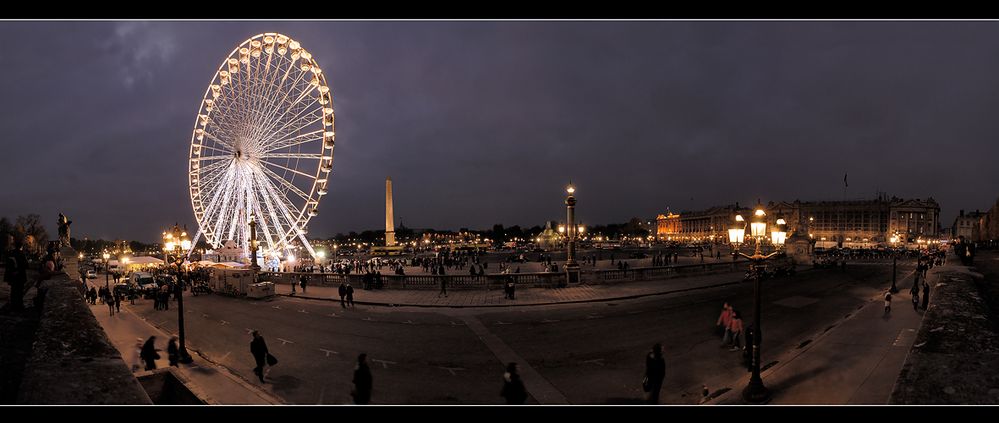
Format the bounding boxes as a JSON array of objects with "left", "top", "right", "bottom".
[
  {"left": 252, "top": 76, "right": 317, "bottom": 143},
  {"left": 251, "top": 170, "right": 291, "bottom": 249},
  {"left": 246, "top": 64, "right": 309, "bottom": 146},
  {"left": 201, "top": 131, "right": 239, "bottom": 152},
  {"left": 260, "top": 129, "right": 325, "bottom": 153},
  {"left": 260, "top": 160, "right": 317, "bottom": 181},
  {"left": 196, "top": 144, "right": 237, "bottom": 156},
  {"left": 259, "top": 153, "right": 323, "bottom": 159},
  {"left": 256, "top": 170, "right": 307, "bottom": 243},
  {"left": 190, "top": 155, "right": 231, "bottom": 162},
  {"left": 258, "top": 108, "right": 324, "bottom": 149},
  {"left": 258, "top": 164, "right": 312, "bottom": 202}
]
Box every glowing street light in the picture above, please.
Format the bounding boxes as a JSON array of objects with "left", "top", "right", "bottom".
[
  {"left": 564, "top": 182, "right": 580, "bottom": 284},
  {"left": 728, "top": 206, "right": 787, "bottom": 403},
  {"left": 162, "top": 224, "right": 194, "bottom": 364}
]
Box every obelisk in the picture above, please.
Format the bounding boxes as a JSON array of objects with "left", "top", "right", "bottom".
[{"left": 385, "top": 177, "right": 396, "bottom": 246}]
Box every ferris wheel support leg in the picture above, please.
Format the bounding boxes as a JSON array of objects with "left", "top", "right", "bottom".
[
  {"left": 297, "top": 232, "right": 318, "bottom": 260},
  {"left": 187, "top": 230, "right": 203, "bottom": 259}
]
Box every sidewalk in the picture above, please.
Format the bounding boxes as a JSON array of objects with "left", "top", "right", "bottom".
[
  {"left": 89, "top": 300, "right": 283, "bottom": 404},
  {"left": 710, "top": 263, "right": 932, "bottom": 404},
  {"left": 276, "top": 267, "right": 759, "bottom": 308}
]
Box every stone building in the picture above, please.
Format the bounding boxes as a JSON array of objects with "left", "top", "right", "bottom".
[
  {"left": 655, "top": 203, "right": 751, "bottom": 242},
  {"left": 770, "top": 196, "right": 939, "bottom": 248},
  {"left": 952, "top": 209, "right": 986, "bottom": 241},
  {"left": 659, "top": 195, "right": 940, "bottom": 249}
]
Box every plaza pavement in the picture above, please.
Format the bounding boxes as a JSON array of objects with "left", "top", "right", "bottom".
[
  {"left": 709, "top": 257, "right": 939, "bottom": 404},
  {"left": 77, "top": 256, "right": 945, "bottom": 405},
  {"left": 87, "top": 296, "right": 284, "bottom": 404}
]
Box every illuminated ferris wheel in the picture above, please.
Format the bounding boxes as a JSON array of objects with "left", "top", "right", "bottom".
[{"left": 187, "top": 33, "right": 334, "bottom": 259}]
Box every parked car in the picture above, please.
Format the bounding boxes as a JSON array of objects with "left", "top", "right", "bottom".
[{"left": 85, "top": 270, "right": 97, "bottom": 279}]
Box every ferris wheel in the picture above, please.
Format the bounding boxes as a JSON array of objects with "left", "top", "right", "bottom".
[{"left": 187, "top": 33, "right": 334, "bottom": 259}]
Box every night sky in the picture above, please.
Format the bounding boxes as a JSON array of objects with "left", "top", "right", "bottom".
[{"left": 2, "top": 21, "right": 998, "bottom": 243}]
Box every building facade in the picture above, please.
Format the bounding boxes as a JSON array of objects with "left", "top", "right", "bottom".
[
  {"left": 660, "top": 196, "right": 939, "bottom": 248},
  {"left": 656, "top": 204, "right": 750, "bottom": 242},
  {"left": 952, "top": 210, "right": 985, "bottom": 241},
  {"left": 771, "top": 196, "right": 939, "bottom": 248}
]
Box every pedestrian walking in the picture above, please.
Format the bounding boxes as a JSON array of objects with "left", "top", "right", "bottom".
[
  {"left": 884, "top": 289, "right": 892, "bottom": 314},
  {"left": 338, "top": 281, "right": 347, "bottom": 308},
  {"left": 167, "top": 335, "right": 180, "bottom": 367},
  {"left": 140, "top": 336, "right": 160, "bottom": 371},
  {"left": 716, "top": 302, "right": 733, "bottom": 346},
  {"left": 910, "top": 283, "right": 920, "bottom": 311},
  {"left": 438, "top": 276, "right": 448, "bottom": 298},
  {"left": 346, "top": 282, "right": 355, "bottom": 308},
  {"left": 3, "top": 238, "right": 28, "bottom": 312},
  {"left": 250, "top": 330, "right": 269, "bottom": 383},
  {"left": 500, "top": 362, "right": 528, "bottom": 404},
  {"left": 643, "top": 343, "right": 666, "bottom": 404},
  {"left": 131, "top": 338, "right": 143, "bottom": 372},
  {"left": 921, "top": 282, "right": 929, "bottom": 310},
  {"left": 728, "top": 311, "right": 744, "bottom": 351},
  {"left": 352, "top": 353, "right": 373, "bottom": 404},
  {"left": 300, "top": 275, "right": 308, "bottom": 293},
  {"left": 291, "top": 278, "right": 296, "bottom": 295},
  {"left": 114, "top": 292, "right": 121, "bottom": 314},
  {"left": 107, "top": 292, "right": 116, "bottom": 316}
]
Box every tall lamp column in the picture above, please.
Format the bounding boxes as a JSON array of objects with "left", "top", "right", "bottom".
[
  {"left": 164, "top": 224, "right": 194, "bottom": 364},
  {"left": 728, "top": 207, "right": 787, "bottom": 403},
  {"left": 564, "top": 183, "right": 580, "bottom": 284}
]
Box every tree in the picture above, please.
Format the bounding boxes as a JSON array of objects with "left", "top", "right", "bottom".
[
  {"left": 0, "top": 217, "right": 12, "bottom": 262},
  {"left": 490, "top": 224, "right": 506, "bottom": 244},
  {"left": 15, "top": 214, "right": 48, "bottom": 256}
]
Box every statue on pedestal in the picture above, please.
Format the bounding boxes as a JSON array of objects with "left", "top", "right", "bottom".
[{"left": 58, "top": 213, "right": 72, "bottom": 247}]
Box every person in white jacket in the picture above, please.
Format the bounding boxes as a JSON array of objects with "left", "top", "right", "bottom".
[{"left": 131, "top": 338, "right": 143, "bottom": 372}]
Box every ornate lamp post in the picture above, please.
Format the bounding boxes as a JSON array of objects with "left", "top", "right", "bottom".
[
  {"left": 890, "top": 233, "right": 900, "bottom": 293},
  {"left": 249, "top": 214, "right": 261, "bottom": 273},
  {"left": 564, "top": 183, "right": 580, "bottom": 284},
  {"left": 163, "top": 224, "right": 194, "bottom": 364},
  {"left": 102, "top": 251, "right": 110, "bottom": 289},
  {"left": 728, "top": 207, "right": 787, "bottom": 403}
]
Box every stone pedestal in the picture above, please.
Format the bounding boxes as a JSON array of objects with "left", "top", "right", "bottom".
[
  {"left": 786, "top": 235, "right": 813, "bottom": 264},
  {"left": 60, "top": 246, "right": 80, "bottom": 281}
]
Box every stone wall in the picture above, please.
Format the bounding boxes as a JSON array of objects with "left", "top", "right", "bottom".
[{"left": 15, "top": 270, "right": 151, "bottom": 404}]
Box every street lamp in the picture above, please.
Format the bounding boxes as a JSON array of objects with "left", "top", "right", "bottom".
[
  {"left": 102, "top": 251, "right": 110, "bottom": 289},
  {"left": 728, "top": 207, "right": 787, "bottom": 403},
  {"left": 890, "top": 234, "right": 900, "bottom": 293},
  {"left": 162, "top": 224, "right": 194, "bottom": 364},
  {"left": 564, "top": 183, "right": 580, "bottom": 284},
  {"left": 249, "top": 214, "right": 261, "bottom": 273}
]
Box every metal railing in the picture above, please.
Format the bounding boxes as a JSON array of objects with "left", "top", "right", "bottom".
[
  {"left": 259, "top": 270, "right": 568, "bottom": 290},
  {"left": 258, "top": 260, "right": 750, "bottom": 290}
]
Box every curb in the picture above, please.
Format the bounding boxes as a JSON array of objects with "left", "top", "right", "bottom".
[
  {"left": 123, "top": 305, "right": 286, "bottom": 405},
  {"left": 277, "top": 280, "right": 747, "bottom": 309},
  {"left": 704, "top": 267, "right": 919, "bottom": 405},
  {"left": 277, "top": 267, "right": 821, "bottom": 309}
]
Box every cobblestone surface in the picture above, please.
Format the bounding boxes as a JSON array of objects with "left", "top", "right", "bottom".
[{"left": 891, "top": 251, "right": 999, "bottom": 404}]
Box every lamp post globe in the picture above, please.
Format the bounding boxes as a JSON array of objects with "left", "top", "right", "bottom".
[
  {"left": 101, "top": 251, "right": 110, "bottom": 289},
  {"left": 563, "top": 183, "right": 580, "bottom": 285},
  {"left": 163, "top": 224, "right": 194, "bottom": 364},
  {"left": 727, "top": 205, "right": 787, "bottom": 404}
]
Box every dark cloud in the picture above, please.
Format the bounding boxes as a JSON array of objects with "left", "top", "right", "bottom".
[{"left": 1, "top": 21, "right": 997, "bottom": 242}]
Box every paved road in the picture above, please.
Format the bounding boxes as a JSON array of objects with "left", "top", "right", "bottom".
[{"left": 125, "top": 263, "right": 903, "bottom": 404}]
